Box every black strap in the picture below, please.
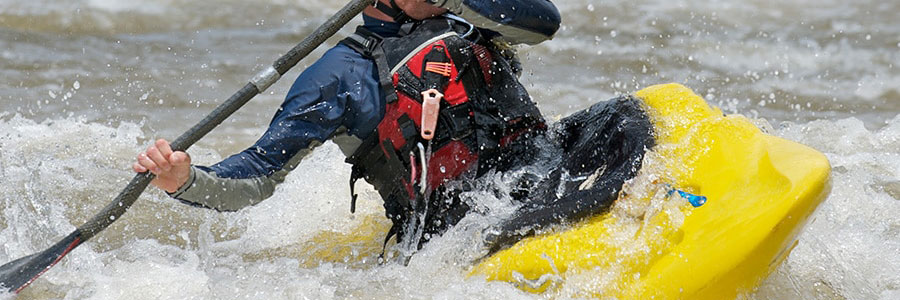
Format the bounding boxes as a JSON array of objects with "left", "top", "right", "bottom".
[
  {"left": 342, "top": 27, "right": 381, "bottom": 56},
  {"left": 396, "top": 66, "right": 425, "bottom": 101},
  {"left": 374, "top": 0, "right": 413, "bottom": 24},
  {"left": 378, "top": 222, "right": 402, "bottom": 263},
  {"left": 372, "top": 43, "right": 399, "bottom": 104},
  {"left": 340, "top": 27, "right": 397, "bottom": 104},
  {"left": 346, "top": 130, "right": 381, "bottom": 214},
  {"left": 349, "top": 164, "right": 362, "bottom": 213},
  {"left": 438, "top": 102, "right": 474, "bottom": 141}
]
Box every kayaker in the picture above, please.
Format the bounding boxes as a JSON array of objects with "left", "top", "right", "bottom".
[{"left": 134, "top": 0, "right": 563, "bottom": 252}]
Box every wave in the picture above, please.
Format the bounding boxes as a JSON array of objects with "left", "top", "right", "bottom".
[
  {"left": 755, "top": 115, "right": 900, "bottom": 299},
  {"left": 0, "top": 0, "right": 346, "bottom": 34},
  {"left": 0, "top": 114, "right": 898, "bottom": 299}
]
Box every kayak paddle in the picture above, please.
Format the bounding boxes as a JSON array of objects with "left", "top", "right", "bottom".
[{"left": 0, "top": 0, "right": 370, "bottom": 294}]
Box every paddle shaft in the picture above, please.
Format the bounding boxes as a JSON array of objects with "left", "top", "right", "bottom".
[{"left": 0, "top": 0, "right": 371, "bottom": 293}]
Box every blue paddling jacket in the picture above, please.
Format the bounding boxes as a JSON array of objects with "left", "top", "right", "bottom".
[{"left": 168, "top": 1, "right": 561, "bottom": 216}]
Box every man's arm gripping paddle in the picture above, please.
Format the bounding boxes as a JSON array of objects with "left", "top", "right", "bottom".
[{"left": 0, "top": 0, "right": 370, "bottom": 294}]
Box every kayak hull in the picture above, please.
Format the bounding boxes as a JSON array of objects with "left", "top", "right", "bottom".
[{"left": 470, "top": 83, "right": 832, "bottom": 298}]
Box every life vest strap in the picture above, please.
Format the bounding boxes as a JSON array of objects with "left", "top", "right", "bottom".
[
  {"left": 344, "top": 30, "right": 380, "bottom": 55},
  {"left": 342, "top": 27, "right": 399, "bottom": 104}
]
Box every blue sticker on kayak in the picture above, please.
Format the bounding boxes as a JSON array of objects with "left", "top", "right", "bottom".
[{"left": 667, "top": 188, "right": 707, "bottom": 207}]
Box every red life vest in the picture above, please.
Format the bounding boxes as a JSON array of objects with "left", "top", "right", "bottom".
[{"left": 342, "top": 18, "right": 545, "bottom": 245}]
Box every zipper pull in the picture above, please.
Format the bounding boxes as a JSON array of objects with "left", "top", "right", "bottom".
[{"left": 420, "top": 89, "right": 442, "bottom": 140}]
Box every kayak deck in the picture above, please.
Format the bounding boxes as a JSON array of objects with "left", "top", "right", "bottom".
[{"left": 469, "top": 83, "right": 831, "bottom": 298}]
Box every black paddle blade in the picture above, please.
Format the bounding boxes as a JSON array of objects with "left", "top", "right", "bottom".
[
  {"left": 0, "top": 173, "right": 151, "bottom": 295},
  {"left": 0, "top": 233, "right": 81, "bottom": 294}
]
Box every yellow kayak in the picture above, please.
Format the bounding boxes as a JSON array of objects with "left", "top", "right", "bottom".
[
  {"left": 470, "top": 83, "right": 832, "bottom": 298},
  {"left": 283, "top": 83, "right": 830, "bottom": 299}
]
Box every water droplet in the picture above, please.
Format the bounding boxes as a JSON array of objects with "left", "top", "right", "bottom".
[
  {"left": 440, "top": 166, "right": 446, "bottom": 173},
  {"left": 73, "top": 81, "right": 80, "bottom": 90},
  {"left": 586, "top": 4, "right": 594, "bottom": 11},
  {"left": 49, "top": 90, "right": 57, "bottom": 99}
]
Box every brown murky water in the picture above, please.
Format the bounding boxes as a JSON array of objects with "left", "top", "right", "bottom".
[{"left": 1, "top": 0, "right": 898, "bottom": 299}]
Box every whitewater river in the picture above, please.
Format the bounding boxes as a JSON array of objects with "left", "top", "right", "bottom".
[{"left": 1, "top": 0, "right": 898, "bottom": 299}]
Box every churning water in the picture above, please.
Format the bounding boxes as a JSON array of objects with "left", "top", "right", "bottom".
[{"left": 1, "top": 0, "right": 898, "bottom": 299}]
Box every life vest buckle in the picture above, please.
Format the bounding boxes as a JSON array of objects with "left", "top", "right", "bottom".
[{"left": 421, "top": 89, "right": 443, "bottom": 140}]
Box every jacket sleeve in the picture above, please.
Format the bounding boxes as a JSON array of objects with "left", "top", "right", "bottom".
[
  {"left": 168, "top": 45, "right": 382, "bottom": 211},
  {"left": 436, "top": 0, "right": 561, "bottom": 45}
]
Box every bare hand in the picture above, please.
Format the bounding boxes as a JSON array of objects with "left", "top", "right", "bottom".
[{"left": 133, "top": 139, "right": 192, "bottom": 193}]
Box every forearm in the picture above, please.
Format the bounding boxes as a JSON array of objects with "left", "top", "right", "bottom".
[
  {"left": 167, "top": 166, "right": 275, "bottom": 211},
  {"left": 168, "top": 145, "right": 315, "bottom": 211}
]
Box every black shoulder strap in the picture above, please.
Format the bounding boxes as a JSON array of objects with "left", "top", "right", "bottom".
[
  {"left": 341, "top": 26, "right": 382, "bottom": 57},
  {"left": 341, "top": 27, "right": 398, "bottom": 104}
]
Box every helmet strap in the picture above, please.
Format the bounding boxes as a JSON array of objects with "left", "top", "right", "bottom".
[{"left": 374, "top": 0, "right": 413, "bottom": 24}]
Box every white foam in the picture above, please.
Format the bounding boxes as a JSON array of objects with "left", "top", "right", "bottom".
[
  {"left": 86, "top": 0, "right": 168, "bottom": 14},
  {"left": 1, "top": 111, "right": 899, "bottom": 299},
  {"left": 0, "top": 116, "right": 534, "bottom": 299},
  {"left": 753, "top": 115, "right": 900, "bottom": 299}
]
